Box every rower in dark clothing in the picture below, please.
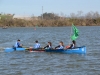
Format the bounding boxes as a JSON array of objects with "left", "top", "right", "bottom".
[
  {"left": 66, "top": 40, "right": 76, "bottom": 49},
  {"left": 44, "top": 42, "right": 52, "bottom": 49}
]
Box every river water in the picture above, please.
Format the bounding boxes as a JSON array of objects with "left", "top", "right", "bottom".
[{"left": 0, "top": 27, "right": 100, "bottom": 75}]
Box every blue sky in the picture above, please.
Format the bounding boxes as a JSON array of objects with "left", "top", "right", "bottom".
[{"left": 0, "top": 0, "right": 100, "bottom": 16}]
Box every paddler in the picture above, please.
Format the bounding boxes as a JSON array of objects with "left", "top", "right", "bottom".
[
  {"left": 44, "top": 42, "right": 52, "bottom": 49},
  {"left": 55, "top": 41, "right": 64, "bottom": 49},
  {"left": 29, "top": 40, "right": 41, "bottom": 51},
  {"left": 66, "top": 40, "right": 76, "bottom": 49},
  {"left": 34, "top": 40, "right": 41, "bottom": 49},
  {"left": 13, "top": 39, "right": 23, "bottom": 50}
]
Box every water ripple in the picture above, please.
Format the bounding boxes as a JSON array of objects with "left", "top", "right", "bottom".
[{"left": 0, "top": 27, "right": 100, "bottom": 75}]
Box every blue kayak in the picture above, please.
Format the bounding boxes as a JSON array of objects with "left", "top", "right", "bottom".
[{"left": 45, "top": 46, "right": 86, "bottom": 54}]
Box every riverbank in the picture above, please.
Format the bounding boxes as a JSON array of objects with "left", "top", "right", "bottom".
[
  {"left": 0, "top": 18, "right": 100, "bottom": 27},
  {"left": 0, "top": 11, "right": 100, "bottom": 27}
]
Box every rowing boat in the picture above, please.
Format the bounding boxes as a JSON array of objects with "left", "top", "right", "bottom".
[
  {"left": 4, "top": 48, "right": 45, "bottom": 52},
  {"left": 45, "top": 46, "right": 86, "bottom": 54},
  {"left": 5, "top": 48, "right": 26, "bottom": 52},
  {"left": 4, "top": 46, "right": 86, "bottom": 54}
]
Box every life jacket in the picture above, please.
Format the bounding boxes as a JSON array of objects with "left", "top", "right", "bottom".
[
  {"left": 14, "top": 42, "right": 20, "bottom": 48},
  {"left": 34, "top": 43, "right": 40, "bottom": 49}
]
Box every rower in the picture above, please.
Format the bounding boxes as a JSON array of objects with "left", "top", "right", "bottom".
[
  {"left": 66, "top": 40, "right": 76, "bottom": 49},
  {"left": 13, "top": 39, "right": 22, "bottom": 50},
  {"left": 44, "top": 42, "right": 52, "bottom": 49},
  {"left": 55, "top": 41, "right": 64, "bottom": 49},
  {"left": 34, "top": 40, "right": 41, "bottom": 49}
]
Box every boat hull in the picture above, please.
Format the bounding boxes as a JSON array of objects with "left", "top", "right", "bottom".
[
  {"left": 4, "top": 48, "right": 26, "bottom": 52},
  {"left": 5, "top": 46, "right": 86, "bottom": 54},
  {"left": 4, "top": 48, "right": 45, "bottom": 52},
  {"left": 45, "top": 46, "right": 86, "bottom": 54},
  {"left": 5, "top": 48, "right": 14, "bottom": 52}
]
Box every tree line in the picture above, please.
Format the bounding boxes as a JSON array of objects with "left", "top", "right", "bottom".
[{"left": 0, "top": 11, "right": 100, "bottom": 27}]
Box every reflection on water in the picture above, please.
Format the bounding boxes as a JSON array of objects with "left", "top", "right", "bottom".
[{"left": 0, "top": 27, "right": 100, "bottom": 75}]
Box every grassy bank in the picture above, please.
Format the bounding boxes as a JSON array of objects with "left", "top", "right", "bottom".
[
  {"left": 0, "top": 18, "right": 100, "bottom": 27},
  {"left": 0, "top": 11, "right": 100, "bottom": 27}
]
